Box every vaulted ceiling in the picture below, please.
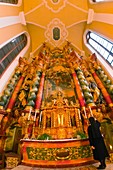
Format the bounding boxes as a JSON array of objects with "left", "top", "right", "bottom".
[{"left": 23, "top": 0, "right": 89, "bottom": 53}]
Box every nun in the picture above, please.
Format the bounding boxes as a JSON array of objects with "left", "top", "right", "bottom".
[{"left": 88, "top": 117, "right": 109, "bottom": 169}]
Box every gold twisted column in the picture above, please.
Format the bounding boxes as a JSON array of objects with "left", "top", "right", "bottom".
[
  {"left": 92, "top": 70, "right": 113, "bottom": 107},
  {"left": 71, "top": 69, "right": 86, "bottom": 107},
  {"left": 7, "top": 75, "right": 25, "bottom": 111},
  {"left": 35, "top": 72, "right": 45, "bottom": 111}
]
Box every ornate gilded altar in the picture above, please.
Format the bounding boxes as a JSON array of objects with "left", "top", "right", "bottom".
[
  {"left": 35, "top": 90, "right": 83, "bottom": 140},
  {"left": 21, "top": 139, "right": 93, "bottom": 167},
  {"left": 0, "top": 42, "right": 113, "bottom": 168}
]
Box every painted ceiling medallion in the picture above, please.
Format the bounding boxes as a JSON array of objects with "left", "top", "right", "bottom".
[
  {"left": 51, "top": 0, "right": 59, "bottom": 3},
  {"left": 53, "top": 27, "right": 60, "bottom": 40},
  {"left": 43, "top": 0, "right": 67, "bottom": 13},
  {"left": 45, "top": 18, "right": 68, "bottom": 47}
]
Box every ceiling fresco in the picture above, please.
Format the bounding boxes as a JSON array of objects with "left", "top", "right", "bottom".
[{"left": 23, "top": 0, "right": 89, "bottom": 51}]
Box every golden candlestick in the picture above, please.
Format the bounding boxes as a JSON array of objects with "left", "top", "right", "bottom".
[
  {"left": 34, "top": 111, "right": 37, "bottom": 121},
  {"left": 23, "top": 120, "right": 30, "bottom": 139},
  {"left": 78, "top": 109, "right": 81, "bottom": 120},
  {"left": 89, "top": 106, "right": 93, "bottom": 117},
  {"left": 31, "top": 122, "right": 36, "bottom": 139},
  {"left": 28, "top": 107, "right": 32, "bottom": 120},
  {"left": 83, "top": 107, "right": 87, "bottom": 118}
]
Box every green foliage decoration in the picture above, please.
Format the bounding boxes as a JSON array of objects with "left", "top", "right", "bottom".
[
  {"left": 37, "top": 133, "right": 53, "bottom": 140},
  {"left": 73, "top": 130, "right": 87, "bottom": 139}
]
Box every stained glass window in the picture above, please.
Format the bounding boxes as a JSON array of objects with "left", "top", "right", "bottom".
[
  {"left": 92, "top": 0, "right": 113, "bottom": 2},
  {"left": 86, "top": 31, "right": 113, "bottom": 68},
  {"left": 0, "top": 0, "right": 18, "bottom": 4},
  {"left": 0, "top": 34, "right": 27, "bottom": 75}
]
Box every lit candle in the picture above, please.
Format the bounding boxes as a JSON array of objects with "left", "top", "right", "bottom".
[
  {"left": 28, "top": 107, "right": 32, "bottom": 120},
  {"left": 78, "top": 109, "right": 81, "bottom": 120},
  {"left": 39, "top": 111, "right": 42, "bottom": 122},
  {"left": 34, "top": 111, "right": 37, "bottom": 121},
  {"left": 83, "top": 107, "right": 87, "bottom": 118},
  {"left": 109, "top": 144, "right": 112, "bottom": 151},
  {"left": 89, "top": 106, "right": 93, "bottom": 117}
]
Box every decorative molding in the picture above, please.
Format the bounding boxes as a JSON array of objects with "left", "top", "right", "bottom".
[
  {"left": 87, "top": 9, "right": 113, "bottom": 25},
  {"left": 0, "top": 16, "right": 21, "bottom": 28},
  {"left": 43, "top": 0, "right": 67, "bottom": 13},
  {"left": 66, "top": 20, "right": 87, "bottom": 29},
  {"left": 87, "top": 9, "right": 94, "bottom": 24},
  {"left": 67, "top": 1, "right": 88, "bottom": 13},
  {"left": 25, "top": 2, "right": 44, "bottom": 16},
  {"left": 19, "top": 12, "right": 26, "bottom": 25},
  {"left": 94, "top": 13, "right": 113, "bottom": 25},
  {"left": 45, "top": 18, "right": 68, "bottom": 47},
  {"left": 0, "top": 11, "right": 26, "bottom": 28},
  {"left": 26, "top": 21, "right": 46, "bottom": 29},
  {"left": 18, "top": 0, "right": 22, "bottom": 6}
]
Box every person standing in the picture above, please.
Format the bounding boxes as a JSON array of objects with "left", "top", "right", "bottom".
[{"left": 88, "top": 117, "right": 109, "bottom": 169}]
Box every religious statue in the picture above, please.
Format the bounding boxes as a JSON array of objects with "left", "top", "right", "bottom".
[
  {"left": 92, "top": 109, "right": 103, "bottom": 122},
  {"left": 90, "top": 82, "right": 100, "bottom": 103}
]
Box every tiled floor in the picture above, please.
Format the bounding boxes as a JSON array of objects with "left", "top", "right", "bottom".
[{"left": 3, "top": 161, "right": 113, "bottom": 170}]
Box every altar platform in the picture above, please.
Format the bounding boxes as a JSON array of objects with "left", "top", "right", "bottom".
[
  {"left": 21, "top": 138, "right": 93, "bottom": 168},
  {"left": 5, "top": 161, "right": 113, "bottom": 170}
]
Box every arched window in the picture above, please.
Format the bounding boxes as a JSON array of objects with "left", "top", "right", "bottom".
[
  {"left": 92, "top": 0, "right": 103, "bottom": 2},
  {"left": 86, "top": 31, "right": 113, "bottom": 68},
  {"left": 0, "top": 33, "right": 27, "bottom": 75},
  {"left": 0, "top": 0, "right": 18, "bottom": 4},
  {"left": 92, "top": 0, "right": 113, "bottom": 2}
]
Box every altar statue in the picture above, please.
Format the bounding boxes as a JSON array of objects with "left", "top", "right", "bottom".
[
  {"left": 90, "top": 82, "right": 100, "bottom": 103},
  {"left": 92, "top": 109, "right": 103, "bottom": 122}
]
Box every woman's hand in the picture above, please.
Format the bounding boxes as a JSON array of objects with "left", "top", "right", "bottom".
[{"left": 91, "top": 146, "right": 95, "bottom": 149}]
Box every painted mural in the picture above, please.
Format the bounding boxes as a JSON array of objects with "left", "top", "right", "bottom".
[{"left": 44, "top": 58, "right": 76, "bottom": 106}]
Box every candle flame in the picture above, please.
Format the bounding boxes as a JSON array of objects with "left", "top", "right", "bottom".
[{"left": 109, "top": 145, "right": 112, "bottom": 150}]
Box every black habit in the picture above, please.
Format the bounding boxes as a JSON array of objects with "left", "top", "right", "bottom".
[{"left": 88, "top": 117, "right": 109, "bottom": 161}]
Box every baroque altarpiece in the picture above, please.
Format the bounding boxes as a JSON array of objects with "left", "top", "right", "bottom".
[{"left": 0, "top": 42, "right": 113, "bottom": 167}]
